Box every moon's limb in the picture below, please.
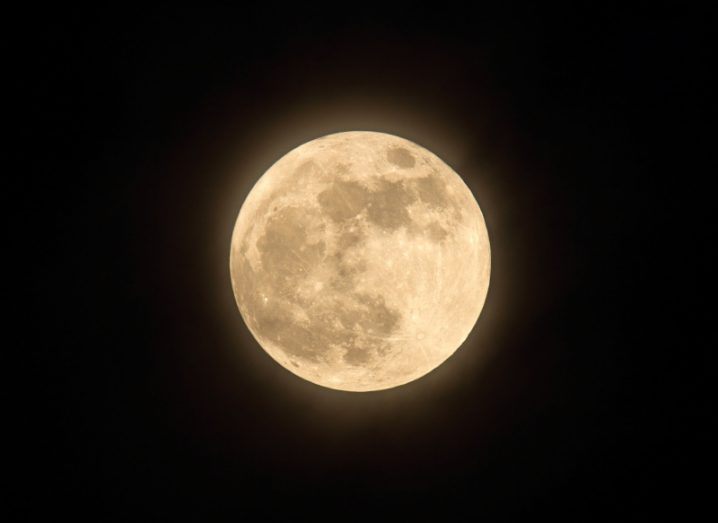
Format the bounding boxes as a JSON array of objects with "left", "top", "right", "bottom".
[{"left": 230, "top": 131, "right": 490, "bottom": 391}]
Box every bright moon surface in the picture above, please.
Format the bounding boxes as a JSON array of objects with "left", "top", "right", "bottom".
[{"left": 230, "top": 131, "right": 490, "bottom": 391}]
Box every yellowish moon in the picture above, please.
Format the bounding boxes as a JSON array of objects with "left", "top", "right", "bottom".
[{"left": 230, "top": 131, "right": 490, "bottom": 391}]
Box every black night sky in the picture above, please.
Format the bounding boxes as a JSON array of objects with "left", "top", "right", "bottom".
[{"left": 22, "top": 5, "right": 708, "bottom": 520}]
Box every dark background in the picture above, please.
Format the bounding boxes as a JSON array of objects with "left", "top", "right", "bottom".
[{"left": 21, "top": 5, "right": 708, "bottom": 520}]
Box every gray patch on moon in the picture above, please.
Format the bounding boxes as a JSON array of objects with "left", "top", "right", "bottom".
[
  {"left": 410, "top": 173, "right": 450, "bottom": 209},
  {"left": 387, "top": 147, "right": 416, "bottom": 168},
  {"left": 343, "top": 346, "right": 371, "bottom": 365},
  {"left": 317, "top": 180, "right": 370, "bottom": 222},
  {"left": 426, "top": 222, "right": 449, "bottom": 242},
  {"left": 318, "top": 178, "right": 419, "bottom": 232},
  {"left": 242, "top": 197, "right": 405, "bottom": 368},
  {"left": 256, "top": 206, "right": 326, "bottom": 295},
  {"left": 337, "top": 229, "right": 364, "bottom": 250},
  {"left": 365, "top": 180, "right": 416, "bottom": 230}
]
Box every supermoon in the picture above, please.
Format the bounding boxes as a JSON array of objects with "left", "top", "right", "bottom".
[{"left": 230, "top": 131, "right": 490, "bottom": 391}]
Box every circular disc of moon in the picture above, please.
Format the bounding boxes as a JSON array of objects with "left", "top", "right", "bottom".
[{"left": 230, "top": 131, "right": 490, "bottom": 391}]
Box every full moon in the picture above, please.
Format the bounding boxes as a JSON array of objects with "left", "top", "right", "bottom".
[{"left": 230, "top": 131, "right": 490, "bottom": 391}]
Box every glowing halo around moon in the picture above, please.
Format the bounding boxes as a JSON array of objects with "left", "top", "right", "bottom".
[{"left": 229, "top": 131, "right": 490, "bottom": 391}]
